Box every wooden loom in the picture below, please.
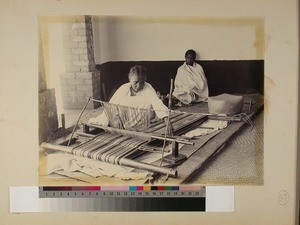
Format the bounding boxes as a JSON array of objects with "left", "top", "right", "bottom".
[
  {"left": 41, "top": 102, "right": 208, "bottom": 178},
  {"left": 41, "top": 91, "right": 264, "bottom": 183}
]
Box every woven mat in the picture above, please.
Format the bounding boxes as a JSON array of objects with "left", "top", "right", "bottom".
[{"left": 188, "top": 111, "right": 264, "bottom": 185}]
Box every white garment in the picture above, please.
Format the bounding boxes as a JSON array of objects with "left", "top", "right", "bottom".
[
  {"left": 89, "top": 82, "right": 169, "bottom": 126},
  {"left": 173, "top": 62, "right": 209, "bottom": 104},
  {"left": 43, "top": 152, "right": 149, "bottom": 180}
]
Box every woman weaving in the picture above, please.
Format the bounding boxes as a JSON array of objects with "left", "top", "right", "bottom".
[{"left": 89, "top": 65, "right": 174, "bottom": 136}]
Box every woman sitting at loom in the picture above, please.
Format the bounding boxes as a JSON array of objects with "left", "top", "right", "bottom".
[{"left": 89, "top": 65, "right": 174, "bottom": 136}]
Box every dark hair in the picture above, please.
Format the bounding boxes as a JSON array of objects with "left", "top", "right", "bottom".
[
  {"left": 128, "top": 65, "right": 148, "bottom": 78},
  {"left": 185, "top": 49, "right": 196, "bottom": 59}
]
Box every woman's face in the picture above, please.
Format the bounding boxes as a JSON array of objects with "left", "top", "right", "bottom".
[
  {"left": 129, "top": 74, "right": 145, "bottom": 93},
  {"left": 185, "top": 54, "right": 195, "bottom": 66}
]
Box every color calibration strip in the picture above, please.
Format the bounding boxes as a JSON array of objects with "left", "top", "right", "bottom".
[
  {"left": 39, "top": 186, "right": 204, "bottom": 198},
  {"left": 10, "top": 186, "right": 234, "bottom": 212}
]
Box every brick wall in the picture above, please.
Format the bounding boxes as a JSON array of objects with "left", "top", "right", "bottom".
[{"left": 61, "top": 16, "right": 101, "bottom": 109}]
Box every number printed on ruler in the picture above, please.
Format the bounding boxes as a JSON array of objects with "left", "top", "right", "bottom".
[{"left": 39, "top": 190, "right": 202, "bottom": 198}]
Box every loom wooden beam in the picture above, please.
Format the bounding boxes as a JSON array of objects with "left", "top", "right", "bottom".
[
  {"left": 82, "top": 123, "right": 90, "bottom": 133},
  {"left": 41, "top": 142, "right": 178, "bottom": 177},
  {"left": 84, "top": 123, "right": 194, "bottom": 145}
]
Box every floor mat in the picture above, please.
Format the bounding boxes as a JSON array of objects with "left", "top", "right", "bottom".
[{"left": 188, "top": 111, "right": 264, "bottom": 185}]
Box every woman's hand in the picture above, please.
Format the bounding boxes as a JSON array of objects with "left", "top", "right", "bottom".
[{"left": 111, "top": 115, "right": 124, "bottom": 129}]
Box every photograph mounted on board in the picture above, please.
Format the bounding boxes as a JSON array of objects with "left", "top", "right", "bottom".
[{"left": 38, "top": 15, "right": 264, "bottom": 186}]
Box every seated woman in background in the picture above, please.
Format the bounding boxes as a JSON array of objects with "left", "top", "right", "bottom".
[
  {"left": 89, "top": 65, "right": 174, "bottom": 136},
  {"left": 173, "top": 49, "right": 209, "bottom": 105}
]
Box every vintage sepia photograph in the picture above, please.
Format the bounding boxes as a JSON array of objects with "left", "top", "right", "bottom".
[{"left": 38, "top": 15, "right": 264, "bottom": 186}]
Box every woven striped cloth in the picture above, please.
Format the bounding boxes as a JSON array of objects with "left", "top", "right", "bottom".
[{"left": 102, "top": 101, "right": 151, "bottom": 131}]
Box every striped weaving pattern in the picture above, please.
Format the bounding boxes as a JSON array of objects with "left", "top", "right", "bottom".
[{"left": 101, "top": 101, "right": 151, "bottom": 131}]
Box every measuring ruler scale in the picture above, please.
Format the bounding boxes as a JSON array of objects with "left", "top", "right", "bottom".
[
  {"left": 37, "top": 186, "right": 206, "bottom": 211},
  {"left": 39, "top": 186, "right": 205, "bottom": 198},
  {"left": 10, "top": 186, "right": 234, "bottom": 212}
]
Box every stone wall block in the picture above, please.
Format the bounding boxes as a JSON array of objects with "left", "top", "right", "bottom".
[
  {"left": 77, "top": 29, "right": 86, "bottom": 36},
  {"left": 70, "top": 35, "right": 86, "bottom": 42},
  {"left": 78, "top": 42, "right": 88, "bottom": 47},
  {"left": 72, "top": 23, "right": 85, "bottom": 29},
  {"left": 62, "top": 78, "right": 85, "bottom": 85},
  {"left": 76, "top": 84, "right": 93, "bottom": 92},
  {"left": 73, "top": 60, "right": 89, "bottom": 67},
  {"left": 71, "top": 47, "right": 88, "bottom": 55},
  {"left": 76, "top": 72, "right": 92, "bottom": 79},
  {"left": 85, "top": 79, "right": 93, "bottom": 85},
  {"left": 61, "top": 84, "right": 76, "bottom": 91},
  {"left": 80, "top": 54, "right": 89, "bottom": 61},
  {"left": 60, "top": 72, "right": 76, "bottom": 79},
  {"left": 62, "top": 96, "right": 74, "bottom": 104},
  {"left": 69, "top": 90, "right": 85, "bottom": 97}
]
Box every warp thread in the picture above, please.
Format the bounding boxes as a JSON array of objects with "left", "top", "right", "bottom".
[{"left": 101, "top": 101, "right": 151, "bottom": 131}]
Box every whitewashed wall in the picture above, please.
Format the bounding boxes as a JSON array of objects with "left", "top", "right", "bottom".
[{"left": 92, "top": 16, "right": 261, "bottom": 63}]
